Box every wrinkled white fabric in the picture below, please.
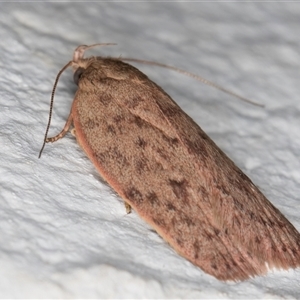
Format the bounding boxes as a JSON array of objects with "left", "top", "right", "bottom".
[{"left": 0, "top": 2, "right": 299, "bottom": 298}]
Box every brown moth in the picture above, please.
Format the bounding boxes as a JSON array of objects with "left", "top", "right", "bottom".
[{"left": 40, "top": 44, "right": 300, "bottom": 281}]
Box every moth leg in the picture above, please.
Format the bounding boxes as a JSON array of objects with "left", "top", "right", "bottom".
[
  {"left": 70, "top": 128, "right": 76, "bottom": 137},
  {"left": 125, "top": 202, "right": 132, "bottom": 214},
  {"left": 46, "top": 112, "right": 73, "bottom": 143}
]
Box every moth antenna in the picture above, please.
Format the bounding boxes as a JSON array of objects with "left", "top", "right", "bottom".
[
  {"left": 73, "top": 43, "right": 117, "bottom": 62},
  {"left": 38, "top": 60, "right": 73, "bottom": 158},
  {"left": 120, "top": 58, "right": 263, "bottom": 107}
]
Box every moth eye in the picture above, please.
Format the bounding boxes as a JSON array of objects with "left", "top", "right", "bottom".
[{"left": 73, "top": 67, "right": 85, "bottom": 85}]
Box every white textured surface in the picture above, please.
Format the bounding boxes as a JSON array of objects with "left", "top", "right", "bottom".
[{"left": 1, "top": 2, "right": 300, "bottom": 298}]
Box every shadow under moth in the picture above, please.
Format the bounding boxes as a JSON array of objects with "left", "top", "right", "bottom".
[{"left": 40, "top": 44, "right": 300, "bottom": 281}]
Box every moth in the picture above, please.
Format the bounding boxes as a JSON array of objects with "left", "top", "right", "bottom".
[{"left": 40, "top": 44, "right": 300, "bottom": 281}]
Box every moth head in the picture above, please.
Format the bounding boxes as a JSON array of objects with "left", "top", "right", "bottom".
[
  {"left": 73, "top": 43, "right": 117, "bottom": 63},
  {"left": 73, "top": 67, "right": 85, "bottom": 85}
]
